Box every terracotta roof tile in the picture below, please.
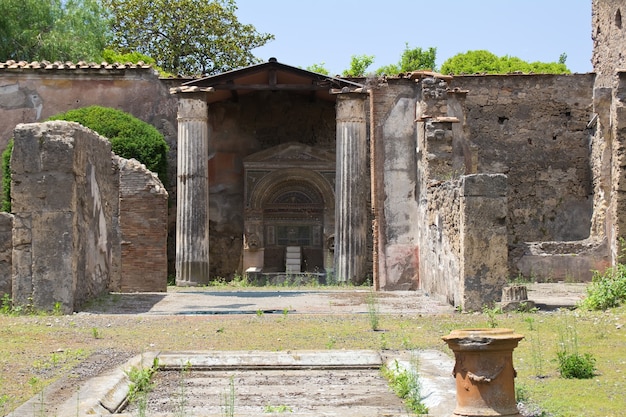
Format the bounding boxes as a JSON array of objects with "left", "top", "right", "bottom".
[{"left": 0, "top": 60, "right": 154, "bottom": 70}]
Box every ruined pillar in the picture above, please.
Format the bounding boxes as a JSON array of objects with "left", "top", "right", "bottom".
[
  {"left": 334, "top": 90, "right": 368, "bottom": 283},
  {"left": 174, "top": 91, "right": 210, "bottom": 286}
]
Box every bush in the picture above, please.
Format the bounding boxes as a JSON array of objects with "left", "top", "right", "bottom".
[
  {"left": 580, "top": 264, "right": 626, "bottom": 310},
  {"left": 48, "top": 106, "right": 169, "bottom": 185},
  {"left": 440, "top": 50, "right": 570, "bottom": 75},
  {"left": 557, "top": 351, "right": 596, "bottom": 379}
]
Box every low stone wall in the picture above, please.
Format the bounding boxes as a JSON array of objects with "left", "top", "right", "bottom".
[{"left": 516, "top": 239, "right": 609, "bottom": 282}]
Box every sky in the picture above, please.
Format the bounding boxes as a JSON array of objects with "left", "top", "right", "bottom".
[{"left": 234, "top": 0, "right": 593, "bottom": 75}]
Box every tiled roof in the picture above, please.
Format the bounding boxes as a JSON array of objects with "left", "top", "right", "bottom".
[{"left": 0, "top": 60, "right": 154, "bottom": 70}]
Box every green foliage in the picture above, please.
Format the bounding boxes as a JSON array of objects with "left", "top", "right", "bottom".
[
  {"left": 440, "top": 50, "right": 570, "bottom": 75},
  {"left": 381, "top": 359, "right": 428, "bottom": 415},
  {"left": 103, "top": 0, "right": 274, "bottom": 76},
  {"left": 221, "top": 375, "right": 235, "bottom": 417},
  {"left": 377, "top": 44, "right": 436, "bottom": 75},
  {"left": 126, "top": 358, "right": 158, "bottom": 404},
  {"left": 366, "top": 290, "right": 380, "bottom": 331},
  {"left": 102, "top": 48, "right": 155, "bottom": 65},
  {"left": 580, "top": 264, "right": 626, "bottom": 310},
  {"left": 263, "top": 404, "right": 293, "bottom": 413},
  {"left": 101, "top": 49, "right": 173, "bottom": 77},
  {"left": 306, "top": 63, "right": 330, "bottom": 75},
  {"left": 556, "top": 318, "right": 596, "bottom": 379},
  {"left": 0, "top": 0, "right": 109, "bottom": 63},
  {"left": 48, "top": 106, "right": 169, "bottom": 185},
  {"left": 482, "top": 304, "right": 502, "bottom": 328},
  {"left": 1, "top": 139, "right": 13, "bottom": 212},
  {"left": 342, "top": 54, "right": 375, "bottom": 77},
  {"left": 557, "top": 351, "right": 596, "bottom": 379}
]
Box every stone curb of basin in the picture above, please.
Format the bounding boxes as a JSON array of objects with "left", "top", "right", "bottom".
[{"left": 9, "top": 349, "right": 457, "bottom": 417}]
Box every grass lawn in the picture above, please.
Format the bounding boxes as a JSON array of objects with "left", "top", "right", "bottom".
[{"left": 0, "top": 291, "right": 624, "bottom": 416}]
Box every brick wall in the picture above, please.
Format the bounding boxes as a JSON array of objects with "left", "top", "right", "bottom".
[{"left": 118, "top": 158, "right": 168, "bottom": 292}]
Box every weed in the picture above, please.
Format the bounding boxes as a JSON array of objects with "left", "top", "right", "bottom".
[
  {"left": 557, "top": 351, "right": 596, "bottom": 379},
  {"left": 28, "top": 377, "right": 45, "bottom": 417},
  {"left": 91, "top": 327, "right": 101, "bottom": 339},
  {"left": 175, "top": 361, "right": 192, "bottom": 417},
  {"left": 52, "top": 301, "right": 63, "bottom": 316},
  {"left": 381, "top": 358, "right": 428, "bottom": 415},
  {"left": 580, "top": 264, "right": 626, "bottom": 310},
  {"left": 221, "top": 375, "right": 235, "bottom": 417},
  {"left": 528, "top": 334, "right": 545, "bottom": 377},
  {"left": 125, "top": 357, "right": 159, "bottom": 416},
  {"left": 0, "top": 293, "right": 23, "bottom": 316},
  {"left": 510, "top": 273, "right": 532, "bottom": 285},
  {"left": 556, "top": 319, "right": 596, "bottom": 379},
  {"left": 256, "top": 309, "right": 264, "bottom": 317},
  {"left": 366, "top": 290, "right": 380, "bottom": 331},
  {"left": 380, "top": 333, "right": 388, "bottom": 350},
  {"left": 264, "top": 404, "right": 293, "bottom": 413},
  {"left": 482, "top": 305, "right": 502, "bottom": 328},
  {"left": 523, "top": 315, "right": 535, "bottom": 331},
  {"left": 325, "top": 336, "right": 337, "bottom": 349}
]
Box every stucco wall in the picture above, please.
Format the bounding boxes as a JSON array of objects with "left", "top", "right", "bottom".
[{"left": 370, "top": 79, "right": 420, "bottom": 289}]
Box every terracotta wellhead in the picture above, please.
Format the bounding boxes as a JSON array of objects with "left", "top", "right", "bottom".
[{"left": 442, "top": 328, "right": 524, "bottom": 417}]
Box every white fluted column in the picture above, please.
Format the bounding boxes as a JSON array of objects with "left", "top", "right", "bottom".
[
  {"left": 175, "top": 92, "right": 210, "bottom": 285},
  {"left": 334, "top": 91, "right": 369, "bottom": 283}
]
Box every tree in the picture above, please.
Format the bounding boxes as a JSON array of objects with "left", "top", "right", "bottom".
[
  {"left": 103, "top": 0, "right": 274, "bottom": 76},
  {"left": 306, "top": 63, "right": 330, "bottom": 75},
  {"left": 0, "top": 0, "right": 109, "bottom": 63},
  {"left": 342, "top": 54, "right": 375, "bottom": 77},
  {"left": 376, "top": 44, "right": 437, "bottom": 75},
  {"left": 440, "top": 50, "right": 570, "bottom": 75}
]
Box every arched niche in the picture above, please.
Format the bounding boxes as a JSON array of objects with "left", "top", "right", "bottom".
[{"left": 243, "top": 143, "right": 335, "bottom": 275}]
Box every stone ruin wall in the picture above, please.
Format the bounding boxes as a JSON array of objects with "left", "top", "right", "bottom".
[
  {"left": 411, "top": 75, "right": 508, "bottom": 309},
  {"left": 11, "top": 122, "right": 118, "bottom": 312},
  {"left": 0, "top": 121, "right": 168, "bottom": 311},
  {"left": 450, "top": 74, "right": 599, "bottom": 280},
  {"left": 592, "top": 0, "right": 626, "bottom": 88},
  {"left": 590, "top": 0, "right": 626, "bottom": 265}
]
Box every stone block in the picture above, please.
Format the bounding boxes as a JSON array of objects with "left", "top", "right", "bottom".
[{"left": 461, "top": 174, "right": 507, "bottom": 197}]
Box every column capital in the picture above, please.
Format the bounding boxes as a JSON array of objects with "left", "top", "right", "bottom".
[
  {"left": 177, "top": 94, "right": 208, "bottom": 122},
  {"left": 169, "top": 86, "right": 215, "bottom": 95}
]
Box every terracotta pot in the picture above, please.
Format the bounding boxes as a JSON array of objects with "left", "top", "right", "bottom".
[{"left": 442, "top": 328, "right": 524, "bottom": 417}]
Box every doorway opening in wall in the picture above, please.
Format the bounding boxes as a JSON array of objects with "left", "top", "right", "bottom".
[{"left": 262, "top": 184, "right": 325, "bottom": 275}]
